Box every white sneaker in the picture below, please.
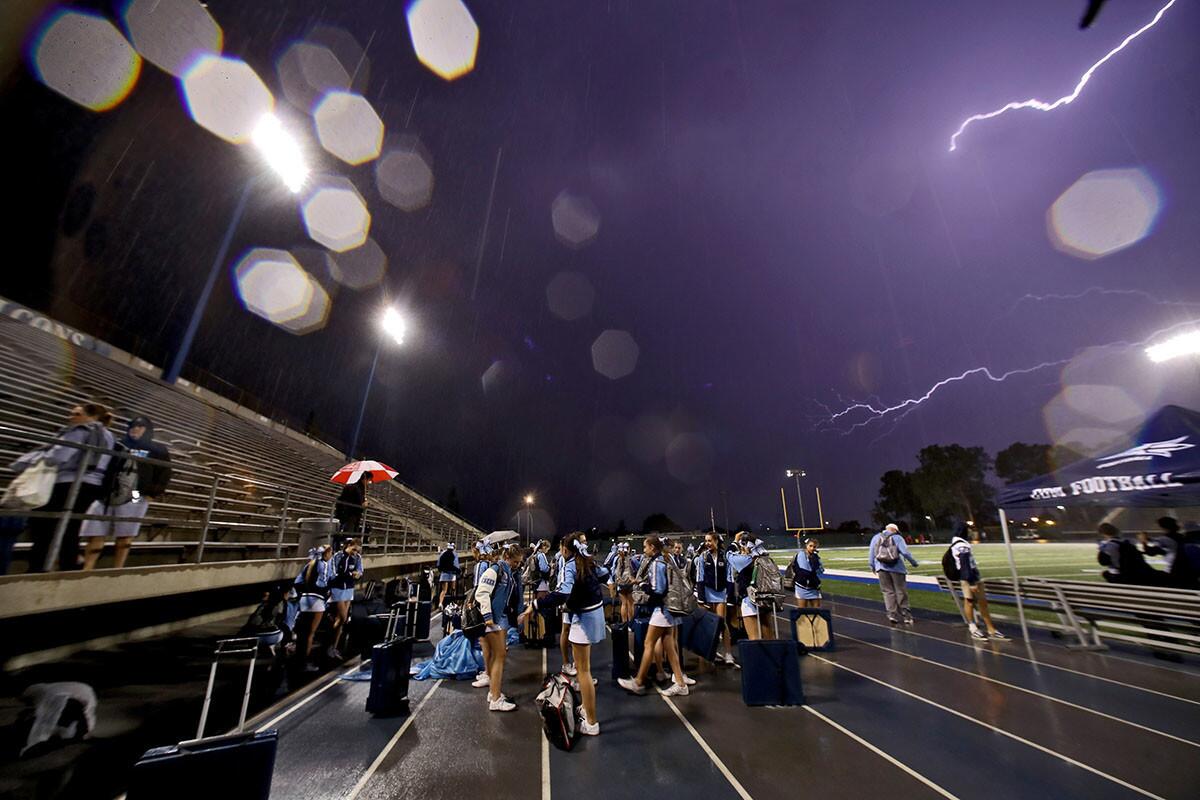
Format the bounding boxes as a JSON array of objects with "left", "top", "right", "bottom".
[
  {"left": 561, "top": 663, "right": 578, "bottom": 676},
  {"left": 617, "top": 677, "right": 646, "bottom": 695},
  {"left": 472, "top": 674, "right": 491, "bottom": 687},
  {"left": 988, "top": 630, "right": 1010, "bottom": 641},
  {"left": 488, "top": 697, "right": 517, "bottom": 712},
  {"left": 721, "top": 652, "right": 736, "bottom": 665},
  {"left": 662, "top": 681, "right": 690, "bottom": 697},
  {"left": 682, "top": 675, "right": 696, "bottom": 686},
  {"left": 326, "top": 646, "right": 343, "bottom": 660},
  {"left": 579, "top": 720, "right": 600, "bottom": 736},
  {"left": 969, "top": 627, "right": 988, "bottom": 640}
]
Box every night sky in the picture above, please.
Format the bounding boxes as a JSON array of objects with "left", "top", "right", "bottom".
[{"left": 2, "top": 0, "right": 1199, "bottom": 534}]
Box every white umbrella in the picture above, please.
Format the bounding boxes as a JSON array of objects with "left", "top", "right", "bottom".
[{"left": 482, "top": 530, "right": 519, "bottom": 545}]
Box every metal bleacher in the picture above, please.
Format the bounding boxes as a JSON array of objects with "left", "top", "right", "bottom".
[{"left": 0, "top": 316, "right": 482, "bottom": 571}]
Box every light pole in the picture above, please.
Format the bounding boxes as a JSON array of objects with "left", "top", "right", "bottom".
[
  {"left": 348, "top": 307, "right": 406, "bottom": 460},
  {"left": 785, "top": 468, "right": 807, "bottom": 531},
  {"left": 523, "top": 494, "right": 534, "bottom": 543},
  {"left": 164, "top": 114, "right": 309, "bottom": 384}
]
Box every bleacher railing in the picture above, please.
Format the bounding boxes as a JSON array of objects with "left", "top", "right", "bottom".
[{"left": 0, "top": 427, "right": 477, "bottom": 573}]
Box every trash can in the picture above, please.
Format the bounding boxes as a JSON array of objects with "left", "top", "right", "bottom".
[{"left": 296, "top": 517, "right": 338, "bottom": 556}]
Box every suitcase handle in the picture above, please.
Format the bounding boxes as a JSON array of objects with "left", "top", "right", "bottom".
[{"left": 196, "top": 637, "right": 260, "bottom": 740}]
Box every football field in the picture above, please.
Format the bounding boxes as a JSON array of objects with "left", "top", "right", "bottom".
[{"left": 773, "top": 541, "right": 1109, "bottom": 582}]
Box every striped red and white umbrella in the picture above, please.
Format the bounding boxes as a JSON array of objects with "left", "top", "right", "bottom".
[{"left": 330, "top": 460, "right": 398, "bottom": 485}]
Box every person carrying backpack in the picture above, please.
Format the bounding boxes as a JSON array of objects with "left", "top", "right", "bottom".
[
  {"left": 1139, "top": 517, "right": 1199, "bottom": 590},
  {"left": 793, "top": 537, "right": 825, "bottom": 608},
  {"left": 609, "top": 542, "right": 636, "bottom": 623},
  {"left": 1098, "top": 523, "right": 1161, "bottom": 586},
  {"left": 618, "top": 536, "right": 691, "bottom": 698},
  {"left": 728, "top": 534, "right": 766, "bottom": 640},
  {"left": 474, "top": 545, "right": 523, "bottom": 711},
  {"left": 945, "top": 525, "right": 1008, "bottom": 640},
  {"left": 326, "top": 538, "right": 364, "bottom": 659},
  {"left": 519, "top": 532, "right": 609, "bottom": 735},
  {"left": 436, "top": 542, "right": 461, "bottom": 609},
  {"left": 80, "top": 415, "right": 171, "bottom": 570},
  {"left": 294, "top": 544, "right": 334, "bottom": 671},
  {"left": 868, "top": 523, "right": 919, "bottom": 625}
]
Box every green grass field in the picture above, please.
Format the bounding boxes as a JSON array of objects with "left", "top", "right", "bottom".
[{"left": 769, "top": 542, "right": 1121, "bottom": 617}]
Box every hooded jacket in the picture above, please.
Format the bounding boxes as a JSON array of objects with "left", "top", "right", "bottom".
[{"left": 123, "top": 416, "right": 172, "bottom": 497}]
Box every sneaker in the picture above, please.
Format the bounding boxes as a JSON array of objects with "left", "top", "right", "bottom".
[
  {"left": 326, "top": 647, "right": 343, "bottom": 660},
  {"left": 654, "top": 671, "right": 668, "bottom": 684},
  {"left": 471, "top": 674, "right": 491, "bottom": 688},
  {"left": 488, "top": 697, "right": 517, "bottom": 712},
  {"left": 988, "top": 630, "right": 1010, "bottom": 641},
  {"left": 902, "top": 618, "right": 914, "bottom": 626},
  {"left": 887, "top": 617, "right": 900, "bottom": 625},
  {"left": 662, "top": 681, "right": 690, "bottom": 697},
  {"left": 970, "top": 627, "right": 988, "bottom": 640},
  {"left": 579, "top": 720, "right": 600, "bottom": 736},
  {"left": 617, "top": 677, "right": 646, "bottom": 695},
  {"left": 561, "top": 663, "right": 578, "bottom": 676},
  {"left": 303, "top": 663, "right": 321, "bottom": 673},
  {"left": 682, "top": 675, "right": 697, "bottom": 686}
]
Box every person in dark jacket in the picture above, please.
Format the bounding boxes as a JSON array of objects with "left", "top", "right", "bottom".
[
  {"left": 13, "top": 403, "right": 114, "bottom": 572},
  {"left": 333, "top": 475, "right": 371, "bottom": 536},
  {"left": 1098, "top": 523, "right": 1161, "bottom": 586},
  {"left": 1139, "top": 517, "right": 1199, "bottom": 590},
  {"left": 81, "top": 415, "right": 171, "bottom": 570}
]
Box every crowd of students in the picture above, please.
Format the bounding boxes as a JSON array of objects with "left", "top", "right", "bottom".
[{"left": 427, "top": 528, "right": 825, "bottom": 735}]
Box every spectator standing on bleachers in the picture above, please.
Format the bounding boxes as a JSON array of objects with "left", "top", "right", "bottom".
[
  {"left": 333, "top": 474, "right": 371, "bottom": 538},
  {"left": 80, "top": 415, "right": 172, "bottom": 570},
  {"left": 436, "top": 542, "right": 460, "bottom": 609},
  {"left": 295, "top": 544, "right": 334, "bottom": 671},
  {"left": 13, "top": 403, "right": 114, "bottom": 572},
  {"left": 326, "top": 538, "right": 363, "bottom": 660},
  {"left": 949, "top": 526, "right": 1009, "bottom": 641},
  {"left": 868, "top": 523, "right": 919, "bottom": 625}
]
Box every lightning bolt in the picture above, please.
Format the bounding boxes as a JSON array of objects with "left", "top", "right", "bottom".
[
  {"left": 948, "top": 0, "right": 1178, "bottom": 152},
  {"left": 821, "top": 317, "right": 1200, "bottom": 435},
  {"left": 1006, "top": 287, "right": 1200, "bottom": 316}
]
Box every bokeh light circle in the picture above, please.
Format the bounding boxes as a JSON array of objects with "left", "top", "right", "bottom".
[
  {"left": 666, "top": 433, "right": 714, "bottom": 483},
  {"left": 329, "top": 237, "right": 387, "bottom": 289},
  {"left": 301, "top": 177, "right": 371, "bottom": 252},
  {"left": 314, "top": 91, "right": 384, "bottom": 165},
  {"left": 276, "top": 41, "right": 350, "bottom": 114},
  {"left": 376, "top": 141, "right": 434, "bottom": 211},
  {"left": 551, "top": 191, "right": 601, "bottom": 248},
  {"left": 1047, "top": 168, "right": 1161, "bottom": 261},
  {"left": 406, "top": 0, "right": 479, "bottom": 81},
  {"left": 32, "top": 11, "right": 142, "bottom": 112},
  {"left": 234, "top": 248, "right": 330, "bottom": 334},
  {"left": 182, "top": 55, "right": 273, "bottom": 143},
  {"left": 121, "top": 0, "right": 222, "bottom": 78},
  {"left": 591, "top": 330, "right": 639, "bottom": 380}
]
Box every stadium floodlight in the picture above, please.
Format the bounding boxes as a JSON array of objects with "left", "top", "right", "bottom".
[
  {"left": 252, "top": 114, "right": 308, "bottom": 193},
  {"left": 1146, "top": 330, "right": 1200, "bottom": 363},
  {"left": 380, "top": 306, "right": 406, "bottom": 345},
  {"left": 524, "top": 494, "right": 534, "bottom": 505}
]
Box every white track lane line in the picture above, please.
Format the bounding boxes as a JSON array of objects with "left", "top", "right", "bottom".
[
  {"left": 801, "top": 705, "right": 961, "bottom": 800},
  {"left": 541, "top": 648, "right": 551, "bottom": 800},
  {"left": 836, "top": 631, "right": 1200, "bottom": 749},
  {"left": 832, "top": 610, "right": 1200, "bottom": 706},
  {"left": 345, "top": 679, "right": 444, "bottom": 800},
  {"left": 656, "top": 690, "right": 755, "bottom": 800},
  {"left": 807, "top": 653, "right": 1167, "bottom": 800}
]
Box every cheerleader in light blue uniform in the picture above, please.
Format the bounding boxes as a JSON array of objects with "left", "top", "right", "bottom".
[
  {"left": 793, "top": 537, "right": 826, "bottom": 608},
  {"left": 617, "top": 535, "right": 690, "bottom": 697},
  {"left": 470, "top": 541, "right": 497, "bottom": 688},
  {"left": 473, "top": 544, "right": 522, "bottom": 711},
  {"left": 727, "top": 536, "right": 765, "bottom": 640},
  {"left": 520, "top": 532, "right": 608, "bottom": 736},
  {"left": 695, "top": 532, "right": 735, "bottom": 664},
  {"left": 295, "top": 545, "right": 333, "bottom": 670}
]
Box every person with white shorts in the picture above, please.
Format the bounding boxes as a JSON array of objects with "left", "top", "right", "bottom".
[
  {"left": 618, "top": 535, "right": 691, "bottom": 697},
  {"left": 295, "top": 545, "right": 333, "bottom": 670},
  {"left": 473, "top": 546, "right": 521, "bottom": 711},
  {"left": 520, "top": 532, "right": 609, "bottom": 736}
]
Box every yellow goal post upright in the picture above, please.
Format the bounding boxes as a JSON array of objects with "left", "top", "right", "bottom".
[{"left": 779, "top": 485, "right": 826, "bottom": 535}]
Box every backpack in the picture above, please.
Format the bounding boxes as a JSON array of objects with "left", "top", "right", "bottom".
[
  {"left": 664, "top": 557, "right": 698, "bottom": 616},
  {"left": 536, "top": 673, "right": 580, "bottom": 751},
  {"left": 615, "top": 553, "right": 634, "bottom": 586},
  {"left": 782, "top": 560, "right": 797, "bottom": 591},
  {"left": 875, "top": 533, "right": 900, "bottom": 567},
  {"left": 437, "top": 549, "right": 456, "bottom": 573},
  {"left": 941, "top": 547, "right": 960, "bottom": 582},
  {"left": 748, "top": 555, "right": 784, "bottom": 602},
  {"left": 100, "top": 443, "right": 137, "bottom": 507},
  {"left": 522, "top": 553, "right": 545, "bottom": 585}
]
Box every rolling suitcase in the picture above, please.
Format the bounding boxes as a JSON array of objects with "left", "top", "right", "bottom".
[
  {"left": 681, "top": 608, "right": 722, "bottom": 662},
  {"left": 738, "top": 639, "right": 802, "bottom": 706},
  {"left": 127, "top": 638, "right": 276, "bottom": 800},
  {"left": 632, "top": 617, "right": 650, "bottom": 668},
  {"left": 789, "top": 607, "right": 835, "bottom": 652},
  {"left": 366, "top": 605, "right": 414, "bottom": 717}
]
